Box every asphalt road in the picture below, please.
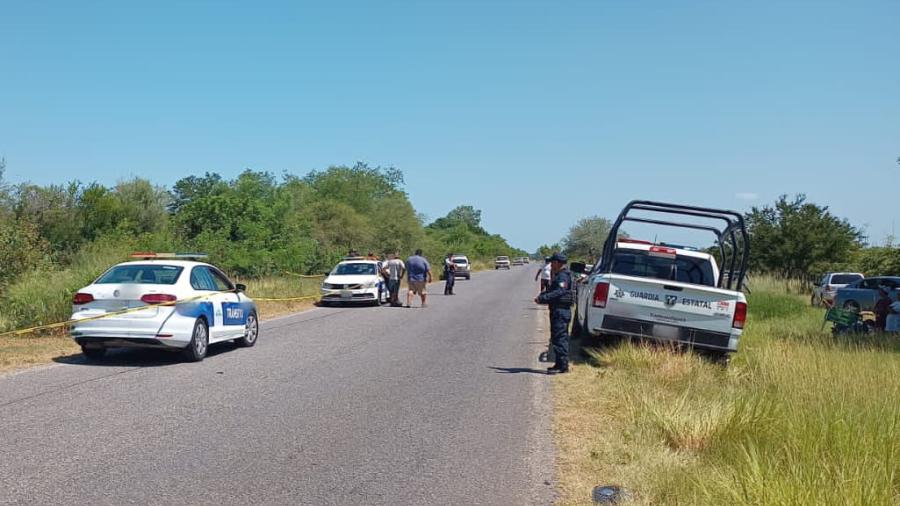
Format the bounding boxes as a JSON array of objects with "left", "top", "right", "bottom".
[{"left": 0, "top": 264, "right": 555, "bottom": 505}]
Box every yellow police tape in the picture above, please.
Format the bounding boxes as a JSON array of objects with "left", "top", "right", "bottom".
[
  {"left": 0, "top": 291, "right": 321, "bottom": 339},
  {"left": 283, "top": 271, "right": 327, "bottom": 279}
]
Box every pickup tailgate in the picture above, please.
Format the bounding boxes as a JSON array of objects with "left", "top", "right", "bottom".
[{"left": 595, "top": 274, "right": 744, "bottom": 349}]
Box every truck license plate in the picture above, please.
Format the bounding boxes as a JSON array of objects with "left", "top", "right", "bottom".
[{"left": 654, "top": 324, "right": 680, "bottom": 341}]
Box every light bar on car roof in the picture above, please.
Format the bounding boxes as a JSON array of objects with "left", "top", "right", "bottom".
[{"left": 130, "top": 252, "right": 209, "bottom": 260}]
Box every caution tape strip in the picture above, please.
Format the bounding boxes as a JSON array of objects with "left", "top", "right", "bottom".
[
  {"left": 0, "top": 290, "right": 320, "bottom": 339},
  {"left": 252, "top": 295, "right": 320, "bottom": 302},
  {"left": 282, "top": 272, "right": 326, "bottom": 279}
]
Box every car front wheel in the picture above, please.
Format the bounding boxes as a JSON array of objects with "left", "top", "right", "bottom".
[
  {"left": 235, "top": 311, "right": 259, "bottom": 348},
  {"left": 183, "top": 318, "right": 209, "bottom": 362}
]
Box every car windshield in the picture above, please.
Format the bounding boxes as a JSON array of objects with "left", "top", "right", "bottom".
[
  {"left": 332, "top": 263, "right": 376, "bottom": 276},
  {"left": 610, "top": 249, "right": 716, "bottom": 287},
  {"left": 96, "top": 264, "right": 184, "bottom": 285},
  {"left": 831, "top": 274, "right": 863, "bottom": 285},
  {"left": 453, "top": 259, "right": 468, "bottom": 264},
  {"left": 497, "top": 257, "right": 508, "bottom": 261}
]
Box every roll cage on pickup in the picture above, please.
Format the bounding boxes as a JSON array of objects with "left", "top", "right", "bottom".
[{"left": 594, "top": 201, "right": 750, "bottom": 291}]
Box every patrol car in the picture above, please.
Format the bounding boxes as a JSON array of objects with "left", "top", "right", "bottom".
[
  {"left": 70, "top": 253, "right": 259, "bottom": 362},
  {"left": 320, "top": 257, "right": 388, "bottom": 306},
  {"left": 571, "top": 201, "right": 750, "bottom": 360}
]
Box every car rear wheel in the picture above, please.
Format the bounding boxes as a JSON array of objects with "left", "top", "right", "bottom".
[
  {"left": 843, "top": 300, "right": 860, "bottom": 312},
  {"left": 182, "top": 318, "right": 209, "bottom": 362},
  {"left": 81, "top": 346, "right": 106, "bottom": 360},
  {"left": 235, "top": 311, "right": 259, "bottom": 348}
]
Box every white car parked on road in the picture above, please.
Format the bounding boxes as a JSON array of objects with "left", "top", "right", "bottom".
[
  {"left": 320, "top": 258, "right": 388, "bottom": 306},
  {"left": 70, "top": 253, "right": 259, "bottom": 362}
]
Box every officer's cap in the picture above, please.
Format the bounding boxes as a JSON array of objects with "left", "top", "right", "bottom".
[{"left": 549, "top": 252, "right": 568, "bottom": 263}]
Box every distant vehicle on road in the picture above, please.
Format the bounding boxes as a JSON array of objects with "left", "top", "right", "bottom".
[
  {"left": 70, "top": 253, "right": 258, "bottom": 362},
  {"left": 833, "top": 276, "right": 900, "bottom": 312},
  {"left": 320, "top": 257, "right": 388, "bottom": 306},
  {"left": 572, "top": 201, "right": 750, "bottom": 359},
  {"left": 811, "top": 272, "right": 864, "bottom": 307},
  {"left": 495, "top": 256, "right": 511, "bottom": 270},
  {"left": 451, "top": 255, "right": 471, "bottom": 280},
  {"left": 512, "top": 257, "right": 525, "bottom": 266}
]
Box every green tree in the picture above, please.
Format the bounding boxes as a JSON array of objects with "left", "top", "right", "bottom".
[
  {"left": 746, "top": 194, "right": 863, "bottom": 278},
  {"left": 562, "top": 216, "right": 613, "bottom": 262},
  {"left": 0, "top": 219, "right": 49, "bottom": 286}
]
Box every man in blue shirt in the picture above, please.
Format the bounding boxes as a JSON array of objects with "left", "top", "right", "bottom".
[{"left": 406, "top": 249, "right": 432, "bottom": 308}]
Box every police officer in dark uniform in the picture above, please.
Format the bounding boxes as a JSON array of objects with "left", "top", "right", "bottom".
[{"left": 534, "top": 252, "right": 574, "bottom": 374}]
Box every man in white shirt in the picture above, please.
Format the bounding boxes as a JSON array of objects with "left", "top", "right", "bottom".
[
  {"left": 534, "top": 257, "right": 552, "bottom": 293},
  {"left": 382, "top": 252, "right": 406, "bottom": 306}
]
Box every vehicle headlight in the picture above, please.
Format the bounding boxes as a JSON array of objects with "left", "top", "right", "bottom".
[
  {"left": 322, "top": 283, "right": 335, "bottom": 289},
  {"left": 364, "top": 281, "right": 376, "bottom": 289}
]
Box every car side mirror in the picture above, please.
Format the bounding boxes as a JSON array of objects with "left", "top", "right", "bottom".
[
  {"left": 235, "top": 283, "right": 247, "bottom": 293},
  {"left": 570, "top": 262, "right": 586, "bottom": 274}
]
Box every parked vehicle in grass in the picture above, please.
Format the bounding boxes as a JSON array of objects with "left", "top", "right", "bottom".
[
  {"left": 833, "top": 276, "right": 900, "bottom": 312},
  {"left": 495, "top": 256, "right": 511, "bottom": 269},
  {"left": 70, "top": 253, "right": 258, "bottom": 362},
  {"left": 811, "top": 272, "right": 864, "bottom": 307},
  {"left": 571, "top": 201, "right": 750, "bottom": 359},
  {"left": 320, "top": 257, "right": 388, "bottom": 306}
]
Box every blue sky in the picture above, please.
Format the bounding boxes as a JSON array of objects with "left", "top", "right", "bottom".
[{"left": 2, "top": 1, "right": 898, "bottom": 252}]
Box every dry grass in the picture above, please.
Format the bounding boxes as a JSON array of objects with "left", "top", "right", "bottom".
[
  {"left": 0, "top": 331, "right": 80, "bottom": 373},
  {"left": 553, "top": 287, "right": 900, "bottom": 505}
]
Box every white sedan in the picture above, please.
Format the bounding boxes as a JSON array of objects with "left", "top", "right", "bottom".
[
  {"left": 70, "top": 253, "right": 259, "bottom": 362},
  {"left": 320, "top": 258, "right": 388, "bottom": 306}
]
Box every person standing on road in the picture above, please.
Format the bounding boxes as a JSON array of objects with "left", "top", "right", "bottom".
[
  {"left": 382, "top": 252, "right": 406, "bottom": 306},
  {"left": 443, "top": 253, "right": 457, "bottom": 296},
  {"left": 535, "top": 253, "right": 574, "bottom": 374},
  {"left": 406, "top": 249, "right": 432, "bottom": 308},
  {"left": 534, "top": 257, "right": 552, "bottom": 293}
]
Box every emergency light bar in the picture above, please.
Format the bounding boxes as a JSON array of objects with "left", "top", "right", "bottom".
[{"left": 130, "top": 252, "right": 209, "bottom": 260}]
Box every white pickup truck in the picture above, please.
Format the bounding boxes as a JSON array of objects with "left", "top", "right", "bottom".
[{"left": 571, "top": 201, "right": 750, "bottom": 358}]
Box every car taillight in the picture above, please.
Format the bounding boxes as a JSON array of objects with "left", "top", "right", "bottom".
[
  {"left": 73, "top": 293, "right": 94, "bottom": 305},
  {"left": 140, "top": 294, "right": 178, "bottom": 304},
  {"left": 593, "top": 282, "right": 610, "bottom": 308},
  {"left": 733, "top": 302, "right": 747, "bottom": 329}
]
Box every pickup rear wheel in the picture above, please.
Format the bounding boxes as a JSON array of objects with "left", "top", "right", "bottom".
[
  {"left": 81, "top": 346, "right": 106, "bottom": 360},
  {"left": 571, "top": 308, "right": 584, "bottom": 338}
]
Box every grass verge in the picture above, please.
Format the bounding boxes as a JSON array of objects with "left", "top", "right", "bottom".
[{"left": 553, "top": 285, "right": 900, "bottom": 505}]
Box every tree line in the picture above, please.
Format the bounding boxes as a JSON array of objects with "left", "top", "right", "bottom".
[{"left": 0, "top": 160, "right": 525, "bottom": 288}]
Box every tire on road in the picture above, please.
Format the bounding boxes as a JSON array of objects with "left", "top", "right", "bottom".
[
  {"left": 234, "top": 311, "right": 259, "bottom": 348},
  {"left": 81, "top": 346, "right": 106, "bottom": 360},
  {"left": 182, "top": 318, "right": 209, "bottom": 362}
]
